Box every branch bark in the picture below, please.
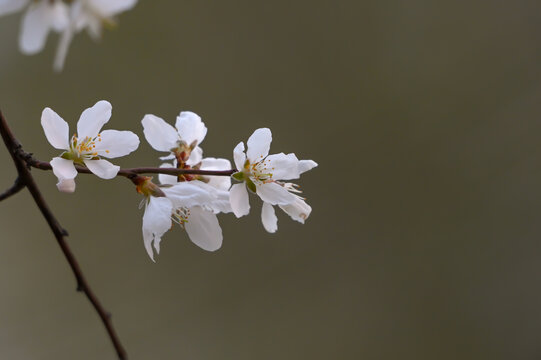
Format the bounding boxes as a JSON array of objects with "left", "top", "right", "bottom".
[{"left": 0, "top": 111, "right": 127, "bottom": 360}]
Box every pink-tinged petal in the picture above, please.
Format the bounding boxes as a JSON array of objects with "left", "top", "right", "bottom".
[
  {"left": 246, "top": 128, "right": 272, "bottom": 163},
  {"left": 141, "top": 114, "right": 179, "bottom": 152},
  {"left": 230, "top": 183, "right": 250, "bottom": 218},
  {"left": 84, "top": 159, "right": 119, "bottom": 179},
  {"left": 201, "top": 157, "right": 232, "bottom": 190},
  {"left": 41, "top": 107, "right": 69, "bottom": 150},
  {"left": 56, "top": 178, "right": 75, "bottom": 193},
  {"left": 233, "top": 142, "right": 246, "bottom": 170},
  {"left": 158, "top": 163, "right": 178, "bottom": 185},
  {"left": 261, "top": 202, "right": 278, "bottom": 233},
  {"left": 77, "top": 100, "right": 111, "bottom": 139},
  {"left": 0, "top": 0, "right": 28, "bottom": 16},
  {"left": 94, "top": 129, "right": 139, "bottom": 158},
  {"left": 142, "top": 197, "right": 173, "bottom": 261},
  {"left": 19, "top": 2, "right": 51, "bottom": 54},
  {"left": 185, "top": 206, "right": 222, "bottom": 252},
  {"left": 279, "top": 197, "right": 312, "bottom": 224},
  {"left": 298, "top": 160, "right": 318, "bottom": 175},
  {"left": 88, "top": 0, "right": 137, "bottom": 17},
  {"left": 256, "top": 181, "right": 295, "bottom": 205},
  {"left": 266, "top": 152, "right": 300, "bottom": 180},
  {"left": 175, "top": 111, "right": 207, "bottom": 146},
  {"left": 51, "top": 157, "right": 77, "bottom": 180},
  {"left": 186, "top": 146, "right": 203, "bottom": 166}
]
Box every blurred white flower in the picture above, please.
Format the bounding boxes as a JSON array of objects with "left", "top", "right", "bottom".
[
  {"left": 41, "top": 100, "right": 140, "bottom": 192},
  {"left": 138, "top": 179, "right": 224, "bottom": 261},
  {"left": 54, "top": 0, "right": 138, "bottom": 71},
  {"left": 230, "top": 127, "right": 317, "bottom": 232},
  {"left": 142, "top": 111, "right": 207, "bottom": 166},
  {"left": 0, "top": 0, "right": 68, "bottom": 55}
]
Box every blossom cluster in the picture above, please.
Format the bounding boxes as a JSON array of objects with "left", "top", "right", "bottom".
[
  {"left": 0, "top": 0, "right": 137, "bottom": 71},
  {"left": 41, "top": 101, "right": 317, "bottom": 261}
]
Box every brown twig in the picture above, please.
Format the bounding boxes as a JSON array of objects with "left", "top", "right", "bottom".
[
  {"left": 0, "top": 111, "right": 127, "bottom": 359},
  {"left": 23, "top": 155, "right": 237, "bottom": 178},
  {"left": 0, "top": 176, "right": 24, "bottom": 201}
]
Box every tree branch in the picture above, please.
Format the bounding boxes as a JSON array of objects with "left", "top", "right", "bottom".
[
  {"left": 0, "top": 176, "right": 24, "bottom": 201},
  {"left": 0, "top": 110, "right": 127, "bottom": 360},
  {"left": 22, "top": 153, "right": 237, "bottom": 178}
]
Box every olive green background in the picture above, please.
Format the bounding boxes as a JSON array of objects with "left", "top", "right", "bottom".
[{"left": 1, "top": 1, "right": 541, "bottom": 359}]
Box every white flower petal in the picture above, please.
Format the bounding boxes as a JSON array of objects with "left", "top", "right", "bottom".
[
  {"left": 142, "top": 197, "right": 172, "bottom": 261},
  {"left": 256, "top": 182, "right": 295, "bottom": 205},
  {"left": 94, "top": 129, "right": 139, "bottom": 158},
  {"left": 53, "top": 12, "right": 74, "bottom": 72},
  {"left": 158, "top": 163, "right": 178, "bottom": 185},
  {"left": 19, "top": 2, "right": 52, "bottom": 54},
  {"left": 141, "top": 114, "right": 179, "bottom": 152},
  {"left": 266, "top": 152, "right": 300, "bottom": 180},
  {"left": 0, "top": 0, "right": 28, "bottom": 16},
  {"left": 163, "top": 182, "right": 214, "bottom": 209},
  {"left": 201, "top": 157, "right": 232, "bottom": 190},
  {"left": 87, "top": 0, "right": 137, "bottom": 17},
  {"left": 56, "top": 178, "right": 76, "bottom": 193},
  {"left": 279, "top": 197, "right": 312, "bottom": 224},
  {"left": 51, "top": 157, "right": 77, "bottom": 180},
  {"left": 185, "top": 206, "right": 222, "bottom": 252},
  {"left": 175, "top": 111, "right": 207, "bottom": 146},
  {"left": 186, "top": 146, "right": 203, "bottom": 166},
  {"left": 261, "top": 202, "right": 278, "bottom": 233},
  {"left": 77, "top": 100, "right": 112, "bottom": 139},
  {"left": 246, "top": 128, "right": 272, "bottom": 163},
  {"left": 84, "top": 158, "right": 119, "bottom": 179},
  {"left": 49, "top": 1, "right": 69, "bottom": 32},
  {"left": 41, "top": 107, "right": 69, "bottom": 150},
  {"left": 207, "top": 189, "right": 232, "bottom": 214},
  {"left": 233, "top": 142, "right": 246, "bottom": 170},
  {"left": 230, "top": 183, "right": 250, "bottom": 218},
  {"left": 298, "top": 160, "right": 318, "bottom": 175}
]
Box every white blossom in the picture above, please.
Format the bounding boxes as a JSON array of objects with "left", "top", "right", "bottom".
[
  {"left": 140, "top": 180, "right": 224, "bottom": 261},
  {"left": 41, "top": 100, "right": 140, "bottom": 192},
  {"left": 230, "top": 128, "right": 317, "bottom": 232},
  {"left": 141, "top": 111, "right": 206, "bottom": 166},
  {"left": 0, "top": 0, "right": 68, "bottom": 55},
  {"left": 54, "top": 0, "right": 138, "bottom": 71}
]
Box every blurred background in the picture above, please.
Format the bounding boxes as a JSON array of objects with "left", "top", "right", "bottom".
[{"left": 1, "top": 1, "right": 541, "bottom": 359}]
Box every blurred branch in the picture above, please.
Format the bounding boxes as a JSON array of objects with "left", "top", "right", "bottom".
[{"left": 0, "top": 110, "right": 128, "bottom": 360}]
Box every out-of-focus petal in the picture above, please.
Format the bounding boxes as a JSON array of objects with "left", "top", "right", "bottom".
[
  {"left": 41, "top": 107, "right": 69, "bottom": 150},
  {"left": 56, "top": 178, "right": 76, "bottom": 193},
  {"left": 77, "top": 100, "right": 111, "bottom": 139},
  {"left": 19, "top": 1, "right": 51, "bottom": 54},
  {"left": 201, "top": 157, "right": 232, "bottom": 190},
  {"left": 186, "top": 146, "right": 203, "bottom": 166},
  {"left": 246, "top": 128, "right": 272, "bottom": 163},
  {"left": 158, "top": 163, "right": 178, "bottom": 185},
  {"left": 88, "top": 0, "right": 137, "bottom": 17},
  {"left": 0, "top": 0, "right": 28, "bottom": 17}
]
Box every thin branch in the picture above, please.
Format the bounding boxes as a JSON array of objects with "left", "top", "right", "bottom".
[
  {"left": 0, "top": 176, "right": 24, "bottom": 201},
  {"left": 22, "top": 153, "right": 237, "bottom": 178},
  {"left": 0, "top": 111, "right": 127, "bottom": 360}
]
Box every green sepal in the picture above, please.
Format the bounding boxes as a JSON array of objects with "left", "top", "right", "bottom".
[
  {"left": 232, "top": 172, "right": 245, "bottom": 181},
  {"left": 246, "top": 178, "right": 257, "bottom": 193}
]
